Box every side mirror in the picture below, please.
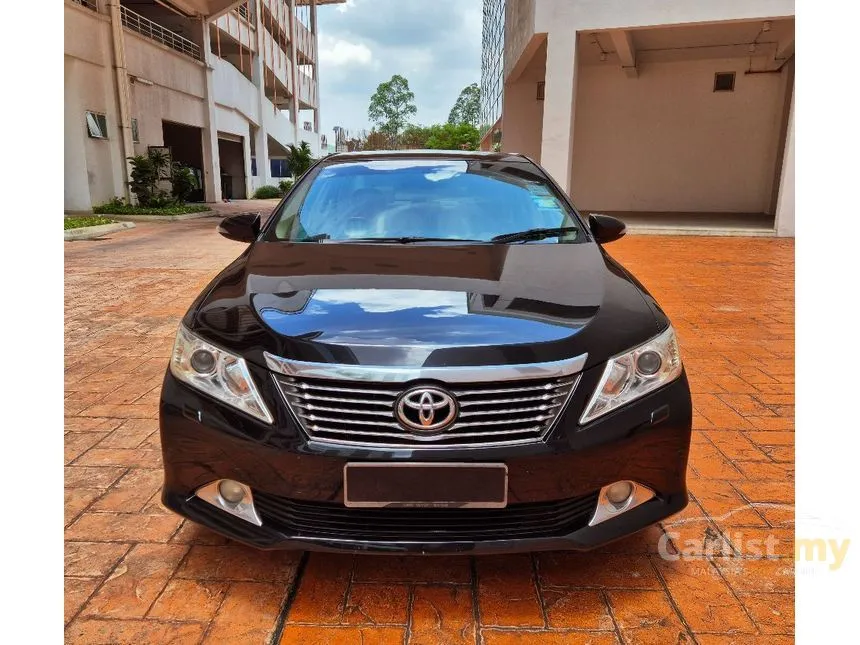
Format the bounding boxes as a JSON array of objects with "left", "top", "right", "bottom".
[
  {"left": 218, "top": 212, "right": 261, "bottom": 243},
  {"left": 588, "top": 213, "right": 626, "bottom": 244}
]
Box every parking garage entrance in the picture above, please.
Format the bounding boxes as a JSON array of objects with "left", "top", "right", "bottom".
[
  {"left": 218, "top": 135, "right": 247, "bottom": 200},
  {"left": 162, "top": 120, "right": 205, "bottom": 202}
]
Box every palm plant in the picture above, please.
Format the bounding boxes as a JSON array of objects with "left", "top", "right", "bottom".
[
  {"left": 128, "top": 149, "right": 171, "bottom": 206},
  {"left": 286, "top": 141, "right": 314, "bottom": 178}
]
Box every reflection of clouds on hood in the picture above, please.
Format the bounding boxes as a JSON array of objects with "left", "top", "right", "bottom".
[{"left": 311, "top": 289, "right": 466, "bottom": 316}]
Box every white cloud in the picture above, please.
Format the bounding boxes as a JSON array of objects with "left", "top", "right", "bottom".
[
  {"left": 312, "top": 289, "right": 466, "bottom": 315},
  {"left": 317, "top": 0, "right": 482, "bottom": 138},
  {"left": 318, "top": 35, "right": 374, "bottom": 67}
]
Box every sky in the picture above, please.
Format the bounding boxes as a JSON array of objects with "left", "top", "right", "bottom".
[{"left": 315, "top": 0, "right": 482, "bottom": 147}]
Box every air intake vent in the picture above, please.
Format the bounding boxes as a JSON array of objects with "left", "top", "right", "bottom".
[{"left": 713, "top": 72, "right": 736, "bottom": 92}]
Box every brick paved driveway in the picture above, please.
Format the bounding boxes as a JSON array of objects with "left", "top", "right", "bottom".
[{"left": 65, "top": 211, "right": 794, "bottom": 644}]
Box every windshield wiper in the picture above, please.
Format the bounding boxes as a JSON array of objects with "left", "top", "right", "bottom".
[
  {"left": 490, "top": 227, "right": 579, "bottom": 244},
  {"left": 344, "top": 236, "right": 483, "bottom": 244}
]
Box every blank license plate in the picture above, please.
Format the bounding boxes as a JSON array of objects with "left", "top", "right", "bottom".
[{"left": 344, "top": 463, "right": 508, "bottom": 508}]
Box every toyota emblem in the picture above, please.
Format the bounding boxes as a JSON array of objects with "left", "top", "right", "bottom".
[{"left": 395, "top": 386, "right": 458, "bottom": 433}]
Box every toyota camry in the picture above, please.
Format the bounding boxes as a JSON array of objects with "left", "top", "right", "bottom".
[{"left": 159, "top": 150, "right": 693, "bottom": 554}]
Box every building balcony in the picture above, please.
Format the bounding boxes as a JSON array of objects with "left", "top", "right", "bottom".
[
  {"left": 294, "top": 19, "right": 316, "bottom": 64},
  {"left": 262, "top": 29, "right": 293, "bottom": 95},
  {"left": 214, "top": 9, "right": 256, "bottom": 53},
  {"left": 120, "top": 4, "right": 202, "bottom": 60},
  {"left": 70, "top": 0, "right": 98, "bottom": 11},
  {"left": 297, "top": 70, "right": 317, "bottom": 108}
]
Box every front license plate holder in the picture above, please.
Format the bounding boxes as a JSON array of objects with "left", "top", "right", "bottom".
[{"left": 343, "top": 462, "right": 508, "bottom": 509}]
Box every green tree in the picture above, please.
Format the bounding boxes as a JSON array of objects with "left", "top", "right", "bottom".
[
  {"left": 447, "top": 83, "right": 481, "bottom": 127},
  {"left": 364, "top": 129, "right": 391, "bottom": 151},
  {"left": 368, "top": 74, "right": 417, "bottom": 144},
  {"left": 286, "top": 141, "right": 314, "bottom": 178},
  {"left": 424, "top": 122, "right": 480, "bottom": 151},
  {"left": 398, "top": 124, "right": 432, "bottom": 149}
]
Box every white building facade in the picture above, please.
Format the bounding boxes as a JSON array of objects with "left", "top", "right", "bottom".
[
  {"left": 480, "top": 0, "right": 795, "bottom": 236},
  {"left": 65, "top": 0, "right": 338, "bottom": 213}
]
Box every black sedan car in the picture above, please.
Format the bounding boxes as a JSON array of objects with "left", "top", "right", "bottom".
[{"left": 159, "top": 150, "right": 692, "bottom": 554}]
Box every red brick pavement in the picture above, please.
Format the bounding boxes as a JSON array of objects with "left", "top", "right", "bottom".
[{"left": 65, "top": 214, "right": 794, "bottom": 644}]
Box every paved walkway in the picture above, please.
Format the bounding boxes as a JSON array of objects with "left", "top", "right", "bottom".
[{"left": 65, "top": 215, "right": 794, "bottom": 644}]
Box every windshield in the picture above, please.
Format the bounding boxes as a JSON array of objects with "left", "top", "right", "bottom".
[{"left": 265, "top": 158, "right": 582, "bottom": 243}]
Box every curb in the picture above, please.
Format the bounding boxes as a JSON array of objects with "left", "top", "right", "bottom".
[
  {"left": 64, "top": 221, "right": 136, "bottom": 241},
  {"left": 106, "top": 210, "right": 215, "bottom": 222},
  {"left": 625, "top": 226, "right": 776, "bottom": 237}
]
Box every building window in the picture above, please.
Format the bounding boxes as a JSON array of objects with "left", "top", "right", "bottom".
[
  {"left": 131, "top": 118, "right": 140, "bottom": 143},
  {"left": 480, "top": 0, "right": 505, "bottom": 137},
  {"left": 251, "top": 158, "right": 257, "bottom": 176},
  {"left": 713, "top": 72, "right": 736, "bottom": 92},
  {"left": 270, "top": 158, "right": 289, "bottom": 178},
  {"left": 86, "top": 111, "right": 108, "bottom": 139}
]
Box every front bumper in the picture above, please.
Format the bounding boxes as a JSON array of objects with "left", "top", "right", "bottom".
[{"left": 159, "top": 365, "right": 692, "bottom": 554}]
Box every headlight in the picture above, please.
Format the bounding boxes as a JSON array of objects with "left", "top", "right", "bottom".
[
  {"left": 169, "top": 325, "right": 273, "bottom": 424},
  {"left": 580, "top": 326, "right": 683, "bottom": 424}
]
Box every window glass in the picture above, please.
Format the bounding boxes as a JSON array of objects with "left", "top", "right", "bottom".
[
  {"left": 267, "top": 158, "right": 580, "bottom": 243},
  {"left": 85, "top": 112, "right": 107, "bottom": 139}
]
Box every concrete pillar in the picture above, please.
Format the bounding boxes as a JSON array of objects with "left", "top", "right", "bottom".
[
  {"left": 107, "top": 0, "right": 134, "bottom": 202},
  {"left": 201, "top": 18, "right": 222, "bottom": 203},
  {"left": 254, "top": 1, "right": 272, "bottom": 187},
  {"left": 64, "top": 58, "right": 93, "bottom": 213},
  {"left": 254, "top": 127, "right": 272, "bottom": 187},
  {"left": 775, "top": 90, "right": 795, "bottom": 237},
  {"left": 243, "top": 128, "right": 254, "bottom": 199},
  {"left": 310, "top": 0, "right": 319, "bottom": 135},
  {"left": 288, "top": 0, "right": 300, "bottom": 142},
  {"left": 539, "top": 32, "right": 579, "bottom": 193}
]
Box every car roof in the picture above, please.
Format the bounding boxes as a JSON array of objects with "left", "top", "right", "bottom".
[{"left": 322, "top": 149, "right": 533, "bottom": 164}]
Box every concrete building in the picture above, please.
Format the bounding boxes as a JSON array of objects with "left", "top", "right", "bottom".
[
  {"left": 480, "top": 1, "right": 795, "bottom": 236},
  {"left": 65, "top": 0, "right": 340, "bottom": 213}
]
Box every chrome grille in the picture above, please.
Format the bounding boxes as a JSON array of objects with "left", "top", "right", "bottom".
[{"left": 273, "top": 373, "right": 580, "bottom": 448}]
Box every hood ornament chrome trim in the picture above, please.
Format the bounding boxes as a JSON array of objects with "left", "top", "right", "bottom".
[{"left": 263, "top": 352, "right": 588, "bottom": 383}]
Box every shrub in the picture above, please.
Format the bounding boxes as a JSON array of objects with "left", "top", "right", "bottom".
[
  {"left": 93, "top": 202, "right": 209, "bottom": 215},
  {"left": 253, "top": 185, "right": 282, "bottom": 199},
  {"left": 128, "top": 149, "right": 171, "bottom": 206},
  {"left": 64, "top": 216, "right": 116, "bottom": 230},
  {"left": 171, "top": 163, "right": 198, "bottom": 204},
  {"left": 278, "top": 179, "right": 294, "bottom": 195}
]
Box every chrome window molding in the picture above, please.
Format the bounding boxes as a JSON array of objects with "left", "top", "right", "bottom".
[{"left": 264, "top": 352, "right": 588, "bottom": 384}]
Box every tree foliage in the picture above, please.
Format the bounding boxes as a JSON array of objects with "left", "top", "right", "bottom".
[
  {"left": 364, "top": 129, "right": 391, "bottom": 151},
  {"left": 128, "top": 149, "right": 172, "bottom": 206},
  {"left": 286, "top": 141, "right": 314, "bottom": 178},
  {"left": 424, "top": 123, "right": 480, "bottom": 151},
  {"left": 399, "top": 124, "right": 431, "bottom": 149},
  {"left": 170, "top": 163, "right": 198, "bottom": 204},
  {"left": 368, "top": 74, "right": 417, "bottom": 142},
  {"left": 447, "top": 83, "right": 481, "bottom": 127}
]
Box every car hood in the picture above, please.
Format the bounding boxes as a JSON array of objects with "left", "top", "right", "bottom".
[{"left": 186, "top": 241, "right": 662, "bottom": 370}]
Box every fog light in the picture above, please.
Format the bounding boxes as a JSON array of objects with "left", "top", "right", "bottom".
[
  {"left": 606, "top": 481, "right": 634, "bottom": 507},
  {"left": 636, "top": 350, "right": 662, "bottom": 376},
  {"left": 218, "top": 479, "right": 246, "bottom": 505},
  {"left": 190, "top": 349, "right": 216, "bottom": 374},
  {"left": 196, "top": 480, "right": 262, "bottom": 526}
]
